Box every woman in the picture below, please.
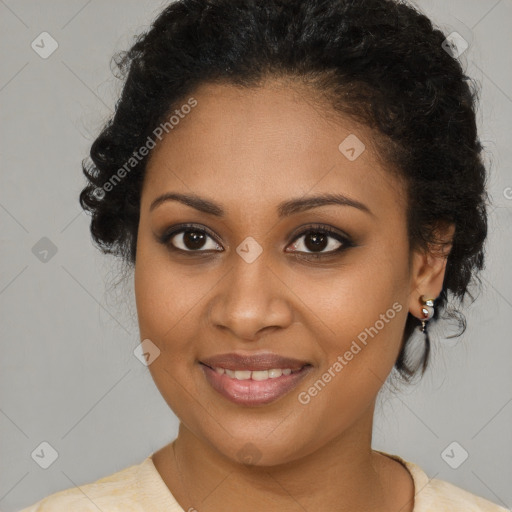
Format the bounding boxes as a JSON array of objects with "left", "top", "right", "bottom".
[{"left": 20, "top": 0, "right": 507, "bottom": 510}]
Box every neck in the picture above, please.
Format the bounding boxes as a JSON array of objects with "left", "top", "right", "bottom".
[{"left": 154, "top": 401, "right": 414, "bottom": 512}]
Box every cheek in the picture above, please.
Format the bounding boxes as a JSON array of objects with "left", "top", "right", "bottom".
[
  {"left": 133, "top": 245, "right": 204, "bottom": 423},
  {"left": 135, "top": 267, "right": 199, "bottom": 340},
  {"left": 134, "top": 229, "right": 204, "bottom": 343},
  {"left": 304, "top": 246, "right": 407, "bottom": 334},
  {"left": 292, "top": 274, "right": 408, "bottom": 447},
  {"left": 298, "top": 243, "right": 410, "bottom": 386}
]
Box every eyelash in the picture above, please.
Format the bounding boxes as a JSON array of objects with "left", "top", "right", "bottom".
[{"left": 157, "top": 223, "right": 354, "bottom": 260}]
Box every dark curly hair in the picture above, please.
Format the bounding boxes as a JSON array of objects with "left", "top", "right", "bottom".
[{"left": 79, "top": 0, "right": 488, "bottom": 381}]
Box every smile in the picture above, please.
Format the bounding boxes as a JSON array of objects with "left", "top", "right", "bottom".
[{"left": 200, "top": 362, "right": 312, "bottom": 406}]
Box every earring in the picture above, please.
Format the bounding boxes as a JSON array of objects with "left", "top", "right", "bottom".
[{"left": 419, "top": 295, "right": 435, "bottom": 333}]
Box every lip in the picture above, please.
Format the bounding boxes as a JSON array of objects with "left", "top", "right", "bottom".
[
  {"left": 200, "top": 362, "right": 312, "bottom": 406},
  {"left": 200, "top": 352, "right": 310, "bottom": 371}
]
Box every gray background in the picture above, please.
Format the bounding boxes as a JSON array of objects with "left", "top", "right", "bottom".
[{"left": 1, "top": 1, "right": 511, "bottom": 510}]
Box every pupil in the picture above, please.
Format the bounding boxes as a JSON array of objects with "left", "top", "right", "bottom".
[
  {"left": 184, "top": 231, "right": 206, "bottom": 250},
  {"left": 305, "top": 232, "right": 327, "bottom": 252}
]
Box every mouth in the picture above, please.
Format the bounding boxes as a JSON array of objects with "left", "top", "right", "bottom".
[{"left": 199, "top": 356, "right": 313, "bottom": 406}]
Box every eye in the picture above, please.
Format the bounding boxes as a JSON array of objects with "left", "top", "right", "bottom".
[
  {"left": 158, "top": 224, "right": 222, "bottom": 253},
  {"left": 285, "top": 224, "right": 353, "bottom": 259},
  {"left": 157, "top": 223, "right": 354, "bottom": 258}
]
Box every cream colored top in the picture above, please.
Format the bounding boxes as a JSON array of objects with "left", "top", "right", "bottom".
[{"left": 18, "top": 451, "right": 507, "bottom": 511}]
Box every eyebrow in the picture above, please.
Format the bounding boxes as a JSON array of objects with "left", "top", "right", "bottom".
[{"left": 149, "top": 191, "right": 374, "bottom": 218}]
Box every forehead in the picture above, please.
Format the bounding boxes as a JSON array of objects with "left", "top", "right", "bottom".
[{"left": 142, "top": 80, "right": 406, "bottom": 217}]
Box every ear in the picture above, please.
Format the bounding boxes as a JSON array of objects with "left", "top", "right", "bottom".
[{"left": 408, "top": 221, "right": 455, "bottom": 319}]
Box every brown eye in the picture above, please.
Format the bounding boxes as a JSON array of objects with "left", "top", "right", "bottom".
[
  {"left": 159, "top": 225, "right": 223, "bottom": 253},
  {"left": 286, "top": 228, "right": 347, "bottom": 255},
  {"left": 286, "top": 226, "right": 355, "bottom": 259}
]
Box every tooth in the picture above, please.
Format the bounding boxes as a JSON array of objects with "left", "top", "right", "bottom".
[
  {"left": 234, "top": 370, "right": 252, "bottom": 380},
  {"left": 219, "top": 368, "right": 295, "bottom": 380},
  {"left": 251, "top": 370, "right": 269, "bottom": 381}
]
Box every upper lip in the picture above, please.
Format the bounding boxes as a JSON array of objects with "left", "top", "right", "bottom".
[{"left": 200, "top": 352, "right": 310, "bottom": 371}]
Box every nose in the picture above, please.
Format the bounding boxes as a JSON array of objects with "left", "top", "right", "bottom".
[{"left": 207, "top": 253, "right": 294, "bottom": 341}]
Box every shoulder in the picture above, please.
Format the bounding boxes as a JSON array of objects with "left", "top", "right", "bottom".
[
  {"left": 417, "top": 476, "right": 509, "bottom": 511},
  {"left": 378, "top": 451, "right": 508, "bottom": 512},
  {"left": 17, "top": 457, "right": 150, "bottom": 512}
]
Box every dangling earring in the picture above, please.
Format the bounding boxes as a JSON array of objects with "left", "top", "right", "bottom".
[
  {"left": 419, "top": 295, "right": 435, "bottom": 333},
  {"left": 418, "top": 295, "right": 435, "bottom": 374}
]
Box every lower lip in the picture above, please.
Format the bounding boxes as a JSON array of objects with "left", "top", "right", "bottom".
[{"left": 200, "top": 363, "right": 312, "bottom": 406}]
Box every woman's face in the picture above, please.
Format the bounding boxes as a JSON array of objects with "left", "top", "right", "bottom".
[{"left": 134, "top": 80, "right": 426, "bottom": 465}]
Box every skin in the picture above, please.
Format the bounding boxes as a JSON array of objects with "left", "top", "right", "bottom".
[{"left": 134, "top": 79, "right": 454, "bottom": 512}]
